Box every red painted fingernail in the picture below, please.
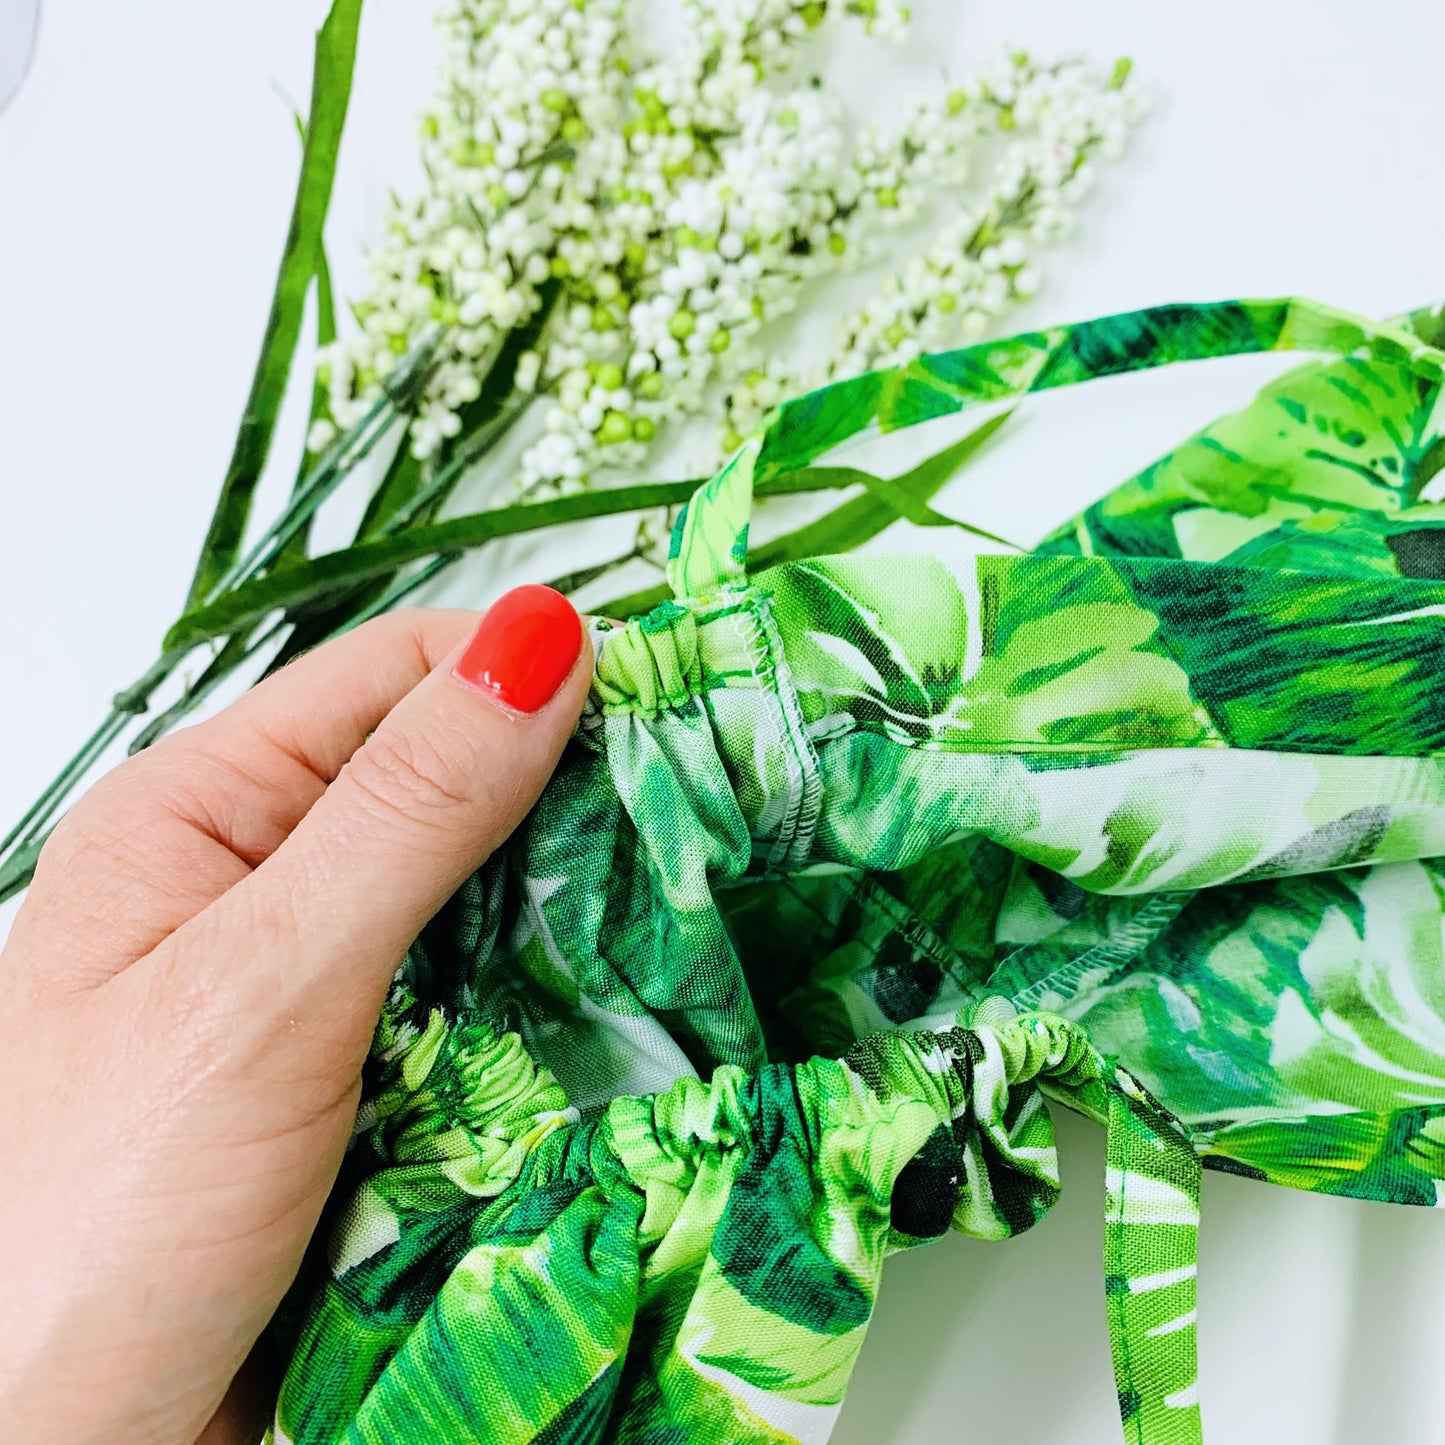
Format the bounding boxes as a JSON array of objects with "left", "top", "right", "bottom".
[{"left": 453, "top": 584, "right": 583, "bottom": 714}]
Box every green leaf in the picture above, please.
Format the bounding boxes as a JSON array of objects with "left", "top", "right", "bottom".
[
  {"left": 755, "top": 409, "right": 1014, "bottom": 567},
  {"left": 183, "top": 0, "right": 364, "bottom": 610},
  {"left": 599, "top": 412, "right": 1013, "bottom": 617},
  {"left": 354, "top": 427, "right": 425, "bottom": 544},
  {"left": 167, "top": 480, "right": 738, "bottom": 650},
  {"left": 277, "top": 240, "right": 339, "bottom": 568},
  {"left": 170, "top": 466, "right": 884, "bottom": 650},
  {"left": 852, "top": 411, "right": 1017, "bottom": 546},
  {"left": 547, "top": 552, "right": 642, "bottom": 598},
  {"left": 260, "top": 429, "right": 421, "bottom": 674},
  {"left": 313, "top": 246, "right": 340, "bottom": 400}
]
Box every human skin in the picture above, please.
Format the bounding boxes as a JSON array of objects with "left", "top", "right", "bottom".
[{"left": 0, "top": 596, "right": 591, "bottom": 1445}]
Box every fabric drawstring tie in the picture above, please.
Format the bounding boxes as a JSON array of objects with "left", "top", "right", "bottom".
[
  {"left": 855, "top": 1003, "right": 1204, "bottom": 1445},
  {"left": 1103, "top": 1076, "right": 1202, "bottom": 1445}
]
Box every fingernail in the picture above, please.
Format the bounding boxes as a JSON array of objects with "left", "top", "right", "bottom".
[{"left": 453, "top": 585, "right": 584, "bottom": 714}]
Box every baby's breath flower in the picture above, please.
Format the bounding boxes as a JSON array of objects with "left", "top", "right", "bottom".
[{"left": 320, "top": 0, "right": 1146, "bottom": 490}]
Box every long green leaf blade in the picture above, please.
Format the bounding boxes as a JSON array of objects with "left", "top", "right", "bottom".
[
  {"left": 852, "top": 408, "right": 1018, "bottom": 547},
  {"left": 167, "top": 480, "right": 727, "bottom": 648},
  {"left": 164, "top": 468, "right": 862, "bottom": 650},
  {"left": 167, "top": 412, "right": 1012, "bottom": 650},
  {"left": 184, "top": 0, "right": 364, "bottom": 610},
  {"left": 277, "top": 240, "right": 339, "bottom": 567},
  {"left": 599, "top": 412, "right": 1014, "bottom": 616},
  {"left": 756, "top": 410, "right": 1015, "bottom": 565}
]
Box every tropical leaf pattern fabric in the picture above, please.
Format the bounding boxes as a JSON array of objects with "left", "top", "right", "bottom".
[{"left": 268, "top": 297, "right": 1445, "bottom": 1445}]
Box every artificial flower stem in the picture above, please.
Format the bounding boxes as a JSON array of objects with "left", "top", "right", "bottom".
[
  {"left": 206, "top": 389, "right": 402, "bottom": 602},
  {"left": 0, "top": 711, "right": 127, "bottom": 857}
]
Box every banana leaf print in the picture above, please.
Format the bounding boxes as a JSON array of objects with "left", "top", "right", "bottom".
[
  {"left": 272, "top": 298, "right": 1445, "bottom": 1445},
  {"left": 1202, "top": 1109, "right": 1445, "bottom": 1205}
]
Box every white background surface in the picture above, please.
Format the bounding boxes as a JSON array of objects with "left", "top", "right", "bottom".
[{"left": 3, "top": 2, "right": 1445, "bottom": 1441}]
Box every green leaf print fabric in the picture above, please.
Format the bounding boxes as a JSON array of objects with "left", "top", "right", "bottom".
[{"left": 268, "top": 298, "right": 1445, "bottom": 1445}]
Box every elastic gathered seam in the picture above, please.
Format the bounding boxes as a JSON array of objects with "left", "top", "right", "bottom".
[{"left": 591, "top": 586, "right": 823, "bottom": 873}]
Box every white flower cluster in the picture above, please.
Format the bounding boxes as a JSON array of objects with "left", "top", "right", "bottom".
[
  {"left": 314, "top": 0, "right": 1146, "bottom": 492},
  {"left": 725, "top": 53, "right": 1149, "bottom": 438}
]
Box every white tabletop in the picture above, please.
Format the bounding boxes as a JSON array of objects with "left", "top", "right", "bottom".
[{"left": 3, "top": 2, "right": 1444, "bottom": 1440}]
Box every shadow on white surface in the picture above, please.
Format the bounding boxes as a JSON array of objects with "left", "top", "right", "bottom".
[
  {"left": 1331, "top": 1203, "right": 1445, "bottom": 1445},
  {"left": 0, "top": 0, "right": 40, "bottom": 115},
  {"left": 835, "top": 1110, "right": 1116, "bottom": 1445}
]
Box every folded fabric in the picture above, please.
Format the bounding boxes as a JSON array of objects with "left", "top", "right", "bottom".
[{"left": 267, "top": 298, "right": 1445, "bottom": 1445}]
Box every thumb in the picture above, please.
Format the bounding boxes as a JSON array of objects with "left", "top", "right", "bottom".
[{"left": 135, "top": 584, "right": 591, "bottom": 1059}]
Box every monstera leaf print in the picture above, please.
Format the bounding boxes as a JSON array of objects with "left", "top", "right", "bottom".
[
  {"left": 960, "top": 555, "right": 1214, "bottom": 750},
  {"left": 1041, "top": 307, "right": 1445, "bottom": 568},
  {"left": 1034, "top": 858, "right": 1445, "bottom": 1205},
  {"left": 755, "top": 371, "right": 889, "bottom": 480},
  {"left": 1218, "top": 508, "right": 1445, "bottom": 579},
  {"left": 1268, "top": 859, "right": 1445, "bottom": 1112},
  {"left": 759, "top": 553, "right": 974, "bottom": 740},
  {"left": 1205, "top": 1110, "right": 1445, "bottom": 1205},
  {"left": 764, "top": 551, "right": 1213, "bottom": 749},
  {"left": 1114, "top": 554, "right": 1445, "bottom": 756},
  {"left": 765, "top": 540, "right": 1445, "bottom": 759}
]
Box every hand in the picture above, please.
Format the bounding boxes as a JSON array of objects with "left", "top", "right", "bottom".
[{"left": 0, "top": 589, "right": 591, "bottom": 1445}]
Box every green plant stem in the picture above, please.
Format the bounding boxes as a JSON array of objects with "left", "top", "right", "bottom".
[
  {"left": 134, "top": 555, "right": 457, "bottom": 758},
  {"left": 388, "top": 399, "right": 532, "bottom": 533},
  {"left": 0, "top": 644, "right": 190, "bottom": 858},
  {"left": 0, "top": 712, "right": 126, "bottom": 857},
  {"left": 185, "top": 0, "right": 365, "bottom": 609},
  {"left": 165, "top": 486, "right": 698, "bottom": 646},
  {"left": 128, "top": 626, "right": 287, "bottom": 755},
  {"left": 206, "top": 377, "right": 410, "bottom": 601},
  {"left": 0, "top": 834, "right": 49, "bottom": 906},
  {"left": 347, "top": 556, "right": 456, "bottom": 627},
  {"left": 548, "top": 550, "right": 644, "bottom": 599}
]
